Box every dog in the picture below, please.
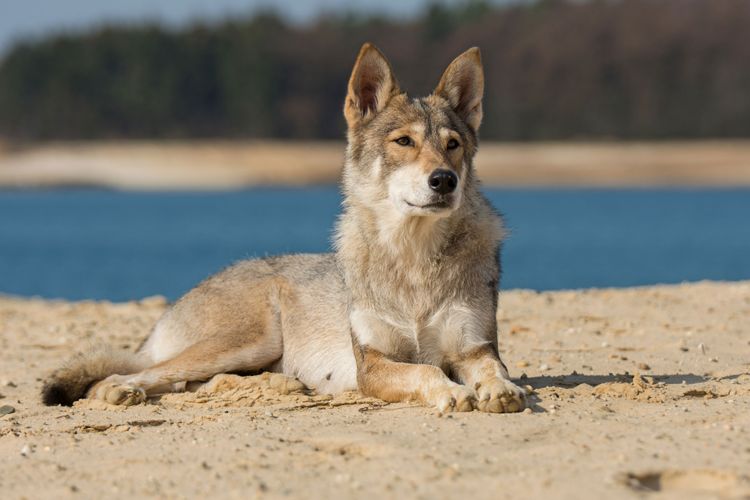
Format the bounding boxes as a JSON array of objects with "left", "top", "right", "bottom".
[{"left": 42, "top": 43, "right": 526, "bottom": 414}]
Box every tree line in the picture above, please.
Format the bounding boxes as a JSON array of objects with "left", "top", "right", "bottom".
[{"left": 1, "top": 0, "right": 749, "bottom": 141}]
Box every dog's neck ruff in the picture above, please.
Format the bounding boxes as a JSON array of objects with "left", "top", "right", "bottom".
[{"left": 340, "top": 188, "right": 463, "bottom": 262}]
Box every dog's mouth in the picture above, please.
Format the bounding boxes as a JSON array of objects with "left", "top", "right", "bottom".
[{"left": 405, "top": 199, "right": 452, "bottom": 210}]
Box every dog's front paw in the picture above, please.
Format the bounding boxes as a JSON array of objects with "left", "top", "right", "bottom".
[
  {"left": 88, "top": 377, "right": 146, "bottom": 406},
  {"left": 431, "top": 384, "right": 476, "bottom": 413},
  {"left": 474, "top": 377, "right": 526, "bottom": 413}
]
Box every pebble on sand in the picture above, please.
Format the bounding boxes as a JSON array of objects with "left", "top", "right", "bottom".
[{"left": 0, "top": 404, "right": 15, "bottom": 416}]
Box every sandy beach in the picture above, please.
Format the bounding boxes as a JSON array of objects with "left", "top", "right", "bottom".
[
  {"left": 2, "top": 140, "right": 750, "bottom": 189},
  {"left": 0, "top": 281, "right": 748, "bottom": 498}
]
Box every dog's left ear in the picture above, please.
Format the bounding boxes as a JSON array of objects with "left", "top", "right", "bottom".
[{"left": 434, "top": 47, "right": 484, "bottom": 132}]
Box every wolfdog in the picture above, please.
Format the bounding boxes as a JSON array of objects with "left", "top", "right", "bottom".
[{"left": 42, "top": 43, "right": 526, "bottom": 413}]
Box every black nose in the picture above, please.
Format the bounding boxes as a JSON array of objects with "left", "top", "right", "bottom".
[{"left": 428, "top": 169, "right": 458, "bottom": 194}]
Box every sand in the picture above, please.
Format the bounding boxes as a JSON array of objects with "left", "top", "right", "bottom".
[
  {"left": 2, "top": 140, "right": 750, "bottom": 189},
  {"left": 1, "top": 281, "right": 749, "bottom": 499}
]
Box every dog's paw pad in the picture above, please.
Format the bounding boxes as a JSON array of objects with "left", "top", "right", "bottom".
[
  {"left": 475, "top": 378, "right": 526, "bottom": 413},
  {"left": 434, "top": 385, "right": 475, "bottom": 413},
  {"left": 104, "top": 384, "right": 146, "bottom": 406}
]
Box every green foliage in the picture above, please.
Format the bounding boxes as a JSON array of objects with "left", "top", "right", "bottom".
[{"left": 1, "top": 0, "right": 749, "bottom": 140}]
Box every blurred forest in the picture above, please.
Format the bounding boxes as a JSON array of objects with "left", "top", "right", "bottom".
[{"left": 1, "top": 0, "right": 749, "bottom": 141}]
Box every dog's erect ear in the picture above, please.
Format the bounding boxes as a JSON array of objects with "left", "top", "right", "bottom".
[
  {"left": 434, "top": 47, "right": 484, "bottom": 132},
  {"left": 344, "top": 43, "right": 400, "bottom": 127}
]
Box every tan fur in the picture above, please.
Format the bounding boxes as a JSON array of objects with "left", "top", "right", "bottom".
[
  {"left": 434, "top": 47, "right": 485, "bottom": 132},
  {"left": 41, "top": 43, "right": 525, "bottom": 414},
  {"left": 41, "top": 343, "right": 149, "bottom": 405}
]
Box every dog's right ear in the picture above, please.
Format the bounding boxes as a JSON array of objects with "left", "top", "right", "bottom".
[
  {"left": 434, "top": 47, "right": 484, "bottom": 133},
  {"left": 344, "top": 43, "right": 400, "bottom": 128}
]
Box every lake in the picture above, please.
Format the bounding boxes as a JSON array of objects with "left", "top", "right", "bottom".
[{"left": 1, "top": 188, "right": 748, "bottom": 301}]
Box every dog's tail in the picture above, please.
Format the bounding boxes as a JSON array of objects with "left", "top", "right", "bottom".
[{"left": 41, "top": 344, "right": 148, "bottom": 406}]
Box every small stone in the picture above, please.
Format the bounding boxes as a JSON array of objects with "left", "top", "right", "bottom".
[
  {"left": 522, "top": 408, "right": 533, "bottom": 415},
  {"left": 509, "top": 325, "right": 531, "bottom": 335},
  {"left": 539, "top": 363, "right": 550, "bottom": 371},
  {"left": 516, "top": 360, "right": 529, "bottom": 368},
  {"left": 698, "top": 343, "right": 707, "bottom": 355},
  {"left": 0, "top": 405, "right": 15, "bottom": 416},
  {"left": 20, "top": 444, "right": 32, "bottom": 457},
  {"left": 637, "top": 363, "right": 651, "bottom": 371}
]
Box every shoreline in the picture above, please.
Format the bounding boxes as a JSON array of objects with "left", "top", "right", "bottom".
[
  {"left": 1, "top": 278, "right": 747, "bottom": 303},
  {"left": 1, "top": 280, "right": 749, "bottom": 498},
  {"left": 3, "top": 279, "right": 746, "bottom": 305},
  {"left": 2, "top": 140, "right": 750, "bottom": 189}
]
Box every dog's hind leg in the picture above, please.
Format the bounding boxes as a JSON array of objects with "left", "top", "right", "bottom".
[{"left": 87, "top": 331, "right": 282, "bottom": 405}]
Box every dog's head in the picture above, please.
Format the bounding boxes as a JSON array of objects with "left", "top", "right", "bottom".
[{"left": 343, "top": 43, "right": 484, "bottom": 218}]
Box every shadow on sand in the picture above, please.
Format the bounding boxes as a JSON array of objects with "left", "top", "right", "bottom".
[{"left": 522, "top": 372, "right": 710, "bottom": 390}]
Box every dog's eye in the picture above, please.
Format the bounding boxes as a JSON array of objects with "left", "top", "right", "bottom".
[
  {"left": 447, "top": 138, "right": 460, "bottom": 150},
  {"left": 394, "top": 136, "right": 412, "bottom": 147}
]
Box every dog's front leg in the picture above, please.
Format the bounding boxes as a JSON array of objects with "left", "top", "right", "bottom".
[
  {"left": 355, "top": 346, "right": 475, "bottom": 413},
  {"left": 450, "top": 344, "right": 526, "bottom": 413},
  {"left": 350, "top": 309, "right": 475, "bottom": 412}
]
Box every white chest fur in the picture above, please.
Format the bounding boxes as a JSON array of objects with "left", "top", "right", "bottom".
[{"left": 350, "top": 301, "right": 492, "bottom": 365}]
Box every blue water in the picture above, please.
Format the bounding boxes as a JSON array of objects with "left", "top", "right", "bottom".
[{"left": 0, "top": 188, "right": 748, "bottom": 301}]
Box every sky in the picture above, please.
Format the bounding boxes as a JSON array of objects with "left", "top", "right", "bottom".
[{"left": 0, "top": 0, "right": 517, "bottom": 56}]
